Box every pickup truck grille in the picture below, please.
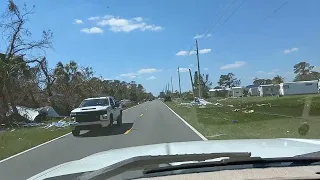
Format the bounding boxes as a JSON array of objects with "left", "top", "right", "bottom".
[{"left": 72, "top": 111, "right": 107, "bottom": 122}]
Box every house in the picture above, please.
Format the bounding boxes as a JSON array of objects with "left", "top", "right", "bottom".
[
  {"left": 248, "top": 87, "right": 259, "bottom": 96},
  {"left": 230, "top": 87, "right": 243, "bottom": 97},
  {"left": 209, "top": 87, "right": 230, "bottom": 97},
  {"left": 258, "top": 84, "right": 280, "bottom": 96},
  {"left": 279, "top": 80, "right": 319, "bottom": 96},
  {"left": 246, "top": 85, "right": 259, "bottom": 96}
]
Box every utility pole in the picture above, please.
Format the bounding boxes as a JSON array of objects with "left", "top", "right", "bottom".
[
  {"left": 189, "top": 68, "right": 195, "bottom": 98},
  {"left": 165, "top": 84, "right": 167, "bottom": 95},
  {"left": 196, "top": 39, "right": 201, "bottom": 98},
  {"left": 171, "top": 77, "right": 173, "bottom": 94},
  {"left": 177, "top": 66, "right": 182, "bottom": 97}
]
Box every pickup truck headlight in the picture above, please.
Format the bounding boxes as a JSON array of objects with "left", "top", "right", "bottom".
[{"left": 102, "top": 114, "right": 108, "bottom": 119}]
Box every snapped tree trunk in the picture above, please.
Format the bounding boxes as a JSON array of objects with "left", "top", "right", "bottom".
[{"left": 5, "top": 78, "right": 18, "bottom": 114}]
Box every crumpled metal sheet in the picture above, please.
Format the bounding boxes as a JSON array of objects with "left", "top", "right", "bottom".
[{"left": 7, "top": 106, "right": 63, "bottom": 121}]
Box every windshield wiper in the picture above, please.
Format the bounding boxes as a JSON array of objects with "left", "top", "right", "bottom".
[
  {"left": 75, "top": 152, "right": 252, "bottom": 180},
  {"left": 144, "top": 156, "right": 320, "bottom": 176}
]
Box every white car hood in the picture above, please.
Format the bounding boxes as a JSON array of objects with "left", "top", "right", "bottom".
[
  {"left": 28, "top": 138, "right": 320, "bottom": 180},
  {"left": 71, "top": 106, "right": 109, "bottom": 113}
]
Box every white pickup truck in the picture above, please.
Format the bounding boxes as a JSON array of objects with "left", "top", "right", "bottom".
[{"left": 70, "top": 96, "right": 122, "bottom": 136}]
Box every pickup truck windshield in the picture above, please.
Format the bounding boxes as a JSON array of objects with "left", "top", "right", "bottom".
[{"left": 79, "top": 99, "right": 109, "bottom": 107}]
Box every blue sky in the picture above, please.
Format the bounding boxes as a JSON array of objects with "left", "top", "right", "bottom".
[{"left": 1, "top": 0, "right": 320, "bottom": 95}]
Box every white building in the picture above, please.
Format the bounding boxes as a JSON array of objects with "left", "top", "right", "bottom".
[
  {"left": 248, "top": 87, "right": 259, "bottom": 96},
  {"left": 279, "top": 80, "right": 319, "bottom": 96},
  {"left": 230, "top": 87, "right": 243, "bottom": 97},
  {"left": 258, "top": 84, "right": 280, "bottom": 96}
]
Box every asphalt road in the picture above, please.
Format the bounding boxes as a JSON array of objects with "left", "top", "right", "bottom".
[{"left": 0, "top": 100, "right": 204, "bottom": 180}]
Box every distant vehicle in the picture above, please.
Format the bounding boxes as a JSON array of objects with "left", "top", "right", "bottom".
[{"left": 70, "top": 96, "right": 122, "bottom": 136}]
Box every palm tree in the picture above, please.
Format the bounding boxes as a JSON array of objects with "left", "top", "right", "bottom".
[{"left": 272, "top": 75, "right": 284, "bottom": 84}]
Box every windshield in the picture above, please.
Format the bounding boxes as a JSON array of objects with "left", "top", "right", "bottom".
[
  {"left": 0, "top": 0, "right": 320, "bottom": 180},
  {"left": 79, "top": 99, "right": 109, "bottom": 107}
]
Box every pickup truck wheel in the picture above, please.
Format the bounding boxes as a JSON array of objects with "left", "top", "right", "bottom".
[
  {"left": 72, "top": 128, "right": 80, "bottom": 136},
  {"left": 117, "top": 111, "right": 123, "bottom": 125}
]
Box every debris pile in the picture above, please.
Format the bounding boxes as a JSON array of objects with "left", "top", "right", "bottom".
[{"left": 43, "top": 120, "right": 78, "bottom": 129}]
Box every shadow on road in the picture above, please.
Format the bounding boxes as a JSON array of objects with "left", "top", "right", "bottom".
[{"left": 77, "top": 123, "right": 134, "bottom": 138}]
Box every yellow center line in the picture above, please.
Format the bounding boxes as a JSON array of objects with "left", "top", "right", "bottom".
[{"left": 124, "top": 128, "right": 132, "bottom": 134}]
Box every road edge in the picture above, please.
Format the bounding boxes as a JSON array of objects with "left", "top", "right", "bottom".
[
  {"left": 0, "top": 102, "right": 142, "bottom": 163},
  {"left": 161, "top": 101, "right": 208, "bottom": 141}
]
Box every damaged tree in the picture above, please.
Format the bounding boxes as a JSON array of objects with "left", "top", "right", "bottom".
[{"left": 0, "top": 0, "right": 53, "bottom": 123}]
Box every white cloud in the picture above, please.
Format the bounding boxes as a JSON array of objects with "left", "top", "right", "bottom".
[
  {"left": 137, "top": 68, "right": 160, "bottom": 74},
  {"left": 284, "top": 47, "right": 298, "bottom": 54},
  {"left": 194, "top": 33, "right": 212, "bottom": 39},
  {"left": 175, "top": 49, "right": 211, "bottom": 56},
  {"left": 133, "top": 17, "right": 143, "bottom": 22},
  {"left": 80, "top": 27, "right": 103, "bottom": 34},
  {"left": 199, "top": 49, "right": 211, "bottom": 54},
  {"left": 188, "top": 64, "right": 194, "bottom": 67},
  {"left": 120, "top": 72, "right": 136, "bottom": 77},
  {"left": 120, "top": 68, "right": 161, "bottom": 79},
  {"left": 177, "top": 68, "right": 189, "bottom": 73},
  {"left": 146, "top": 76, "right": 156, "bottom": 80},
  {"left": 176, "top": 51, "right": 189, "bottom": 56},
  {"left": 220, "top": 61, "right": 247, "bottom": 70},
  {"left": 256, "top": 69, "right": 280, "bottom": 76},
  {"left": 96, "top": 15, "right": 163, "bottom": 32},
  {"left": 74, "top": 19, "right": 83, "bottom": 24},
  {"left": 204, "top": 68, "right": 209, "bottom": 71},
  {"left": 88, "top": 16, "right": 100, "bottom": 21}
]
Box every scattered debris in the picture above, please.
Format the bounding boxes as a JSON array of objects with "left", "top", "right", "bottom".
[
  {"left": 227, "top": 105, "right": 234, "bottom": 107},
  {"left": 232, "top": 120, "right": 239, "bottom": 124},
  {"left": 213, "top": 103, "right": 223, "bottom": 107},
  {"left": 22, "top": 122, "right": 46, "bottom": 127},
  {"left": 243, "top": 109, "right": 254, "bottom": 114},
  {"left": 232, "top": 109, "right": 240, "bottom": 112},
  {"left": 7, "top": 106, "right": 63, "bottom": 121},
  {"left": 191, "top": 97, "right": 213, "bottom": 106},
  {"left": 43, "top": 120, "right": 78, "bottom": 129}
]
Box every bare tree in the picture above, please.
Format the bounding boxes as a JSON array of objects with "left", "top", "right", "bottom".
[{"left": 0, "top": 0, "right": 53, "bottom": 118}]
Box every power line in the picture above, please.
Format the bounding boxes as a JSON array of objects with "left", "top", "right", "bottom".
[
  {"left": 206, "top": 0, "right": 245, "bottom": 40},
  {"left": 212, "top": 0, "right": 289, "bottom": 54},
  {"left": 263, "top": 0, "right": 288, "bottom": 20},
  {"left": 179, "top": 0, "right": 235, "bottom": 62},
  {"left": 203, "top": 0, "right": 238, "bottom": 38}
]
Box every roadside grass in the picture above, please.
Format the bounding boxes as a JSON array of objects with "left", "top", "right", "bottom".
[
  {"left": 0, "top": 127, "right": 71, "bottom": 160},
  {"left": 166, "top": 94, "right": 320, "bottom": 140}
]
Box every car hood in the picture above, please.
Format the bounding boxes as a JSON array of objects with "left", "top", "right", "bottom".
[
  {"left": 27, "top": 138, "right": 320, "bottom": 180},
  {"left": 71, "top": 106, "right": 109, "bottom": 113}
]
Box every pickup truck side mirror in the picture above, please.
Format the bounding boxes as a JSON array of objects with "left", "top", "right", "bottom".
[{"left": 115, "top": 101, "right": 120, "bottom": 107}]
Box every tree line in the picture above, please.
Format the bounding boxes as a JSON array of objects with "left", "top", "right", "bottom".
[{"left": 0, "top": 1, "right": 153, "bottom": 125}]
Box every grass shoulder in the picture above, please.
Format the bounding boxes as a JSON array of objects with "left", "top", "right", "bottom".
[
  {"left": 0, "top": 127, "right": 71, "bottom": 160},
  {"left": 165, "top": 95, "right": 320, "bottom": 140}
]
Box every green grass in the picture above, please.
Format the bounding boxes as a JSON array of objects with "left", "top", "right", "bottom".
[
  {"left": 0, "top": 127, "right": 72, "bottom": 160},
  {"left": 166, "top": 94, "right": 320, "bottom": 140}
]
